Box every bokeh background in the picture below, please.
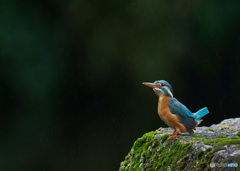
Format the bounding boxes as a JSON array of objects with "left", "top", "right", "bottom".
[{"left": 1, "top": 0, "right": 240, "bottom": 170}]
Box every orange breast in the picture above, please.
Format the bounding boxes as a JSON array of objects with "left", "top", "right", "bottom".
[
  {"left": 157, "top": 95, "right": 187, "bottom": 132},
  {"left": 158, "top": 95, "right": 171, "bottom": 116}
]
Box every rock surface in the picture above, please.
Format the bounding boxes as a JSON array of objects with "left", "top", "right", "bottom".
[{"left": 119, "top": 118, "right": 240, "bottom": 171}]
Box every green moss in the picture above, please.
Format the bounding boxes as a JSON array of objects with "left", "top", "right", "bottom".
[
  {"left": 217, "top": 135, "right": 226, "bottom": 138},
  {"left": 204, "top": 137, "right": 240, "bottom": 146},
  {"left": 205, "top": 166, "right": 212, "bottom": 171},
  {"left": 212, "top": 147, "right": 227, "bottom": 153},
  {"left": 196, "top": 150, "right": 204, "bottom": 159},
  {"left": 237, "top": 131, "right": 240, "bottom": 136},
  {"left": 202, "top": 137, "right": 209, "bottom": 141},
  {"left": 206, "top": 129, "right": 215, "bottom": 132},
  {"left": 133, "top": 131, "right": 158, "bottom": 152},
  {"left": 161, "top": 134, "right": 169, "bottom": 143},
  {"left": 178, "top": 156, "right": 189, "bottom": 170},
  {"left": 206, "top": 152, "right": 213, "bottom": 163},
  {"left": 230, "top": 136, "right": 239, "bottom": 139},
  {"left": 128, "top": 131, "right": 162, "bottom": 170},
  {"left": 199, "top": 162, "right": 207, "bottom": 169},
  {"left": 190, "top": 161, "right": 196, "bottom": 170},
  {"left": 123, "top": 160, "right": 130, "bottom": 167},
  {"left": 206, "top": 148, "right": 212, "bottom": 152},
  {"left": 153, "top": 140, "right": 194, "bottom": 170},
  {"left": 233, "top": 145, "right": 240, "bottom": 149},
  {"left": 228, "top": 158, "right": 234, "bottom": 163},
  {"left": 194, "top": 138, "right": 204, "bottom": 142},
  {"left": 191, "top": 134, "right": 201, "bottom": 137},
  {"left": 132, "top": 161, "right": 141, "bottom": 170}
]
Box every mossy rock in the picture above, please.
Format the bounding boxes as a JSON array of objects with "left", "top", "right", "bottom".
[{"left": 119, "top": 118, "right": 240, "bottom": 171}]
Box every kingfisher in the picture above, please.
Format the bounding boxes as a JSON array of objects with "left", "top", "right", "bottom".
[{"left": 143, "top": 80, "right": 209, "bottom": 140}]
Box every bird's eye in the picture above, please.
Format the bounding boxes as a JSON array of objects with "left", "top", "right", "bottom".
[{"left": 161, "top": 83, "right": 165, "bottom": 86}]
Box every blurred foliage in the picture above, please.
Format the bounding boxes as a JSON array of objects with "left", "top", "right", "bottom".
[{"left": 1, "top": 0, "right": 240, "bottom": 171}]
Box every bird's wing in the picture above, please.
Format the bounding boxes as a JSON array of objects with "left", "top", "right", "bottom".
[
  {"left": 168, "top": 97, "right": 197, "bottom": 134},
  {"left": 168, "top": 97, "right": 196, "bottom": 119}
]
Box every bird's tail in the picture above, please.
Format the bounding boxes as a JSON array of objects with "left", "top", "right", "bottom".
[{"left": 193, "top": 107, "right": 209, "bottom": 125}]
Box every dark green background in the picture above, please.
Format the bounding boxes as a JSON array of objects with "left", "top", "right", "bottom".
[{"left": 1, "top": 1, "right": 240, "bottom": 170}]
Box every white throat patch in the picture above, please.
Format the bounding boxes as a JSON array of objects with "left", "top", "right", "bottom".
[
  {"left": 153, "top": 88, "right": 164, "bottom": 96},
  {"left": 153, "top": 87, "right": 173, "bottom": 97}
]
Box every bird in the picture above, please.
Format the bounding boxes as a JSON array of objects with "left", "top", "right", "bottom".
[{"left": 142, "top": 80, "right": 209, "bottom": 140}]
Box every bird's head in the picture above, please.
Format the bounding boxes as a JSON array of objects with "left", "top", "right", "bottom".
[{"left": 142, "top": 80, "right": 173, "bottom": 97}]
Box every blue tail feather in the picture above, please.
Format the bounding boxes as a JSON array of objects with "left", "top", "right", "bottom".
[{"left": 193, "top": 107, "right": 209, "bottom": 121}]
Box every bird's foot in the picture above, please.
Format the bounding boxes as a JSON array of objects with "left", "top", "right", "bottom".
[
  {"left": 164, "top": 130, "right": 177, "bottom": 136},
  {"left": 167, "top": 131, "right": 180, "bottom": 140},
  {"left": 167, "top": 134, "right": 181, "bottom": 140},
  {"left": 165, "top": 133, "right": 176, "bottom": 136}
]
